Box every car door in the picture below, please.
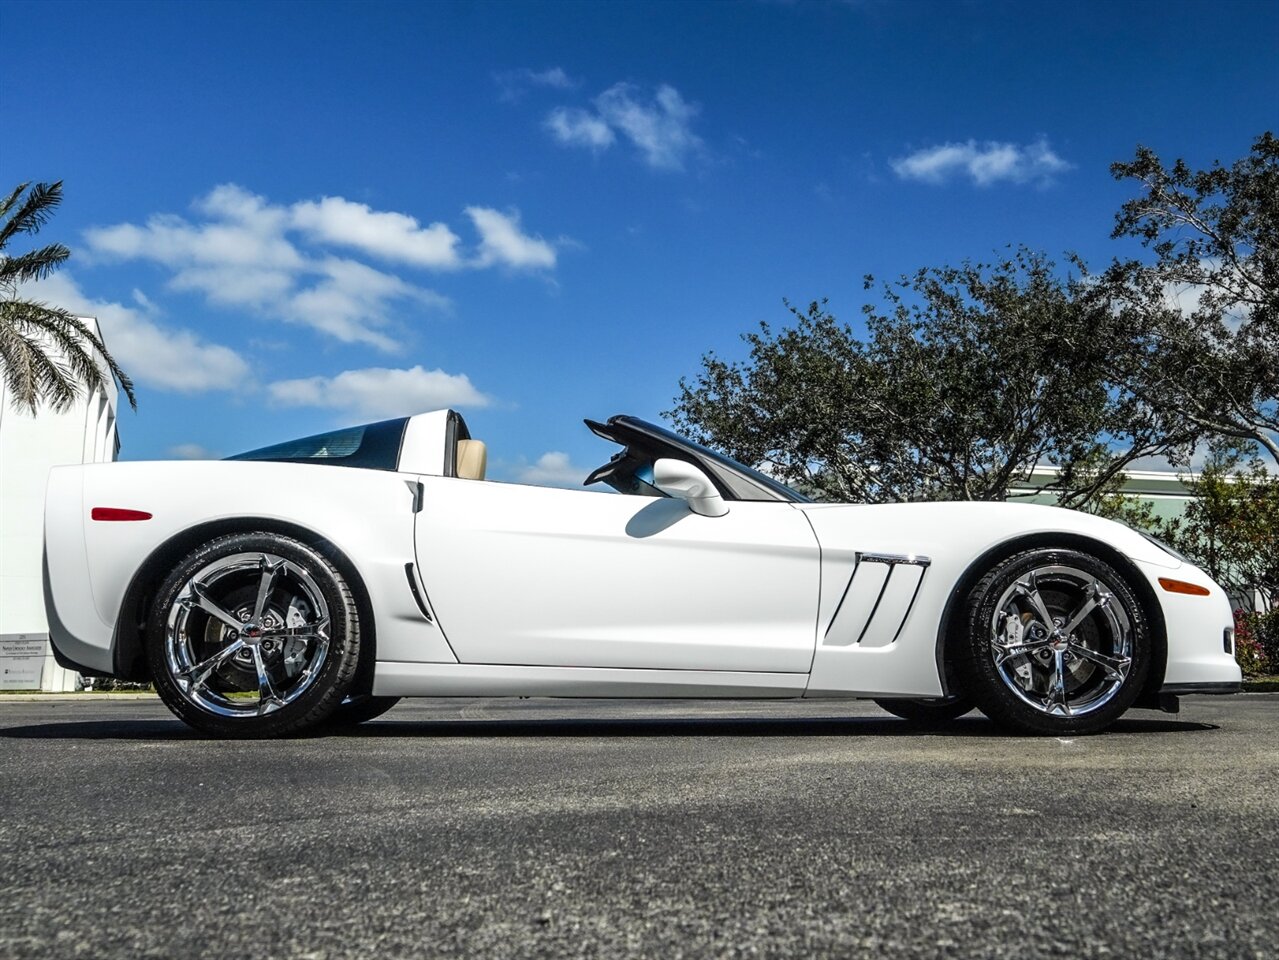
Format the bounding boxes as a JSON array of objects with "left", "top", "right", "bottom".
[{"left": 414, "top": 476, "right": 821, "bottom": 673}]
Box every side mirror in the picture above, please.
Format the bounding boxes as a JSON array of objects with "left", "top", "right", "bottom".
[{"left": 653, "top": 458, "right": 729, "bottom": 517}]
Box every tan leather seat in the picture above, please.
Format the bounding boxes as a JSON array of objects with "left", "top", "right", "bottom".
[{"left": 456, "top": 439, "right": 487, "bottom": 481}]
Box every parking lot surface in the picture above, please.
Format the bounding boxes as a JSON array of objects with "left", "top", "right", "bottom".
[{"left": 1, "top": 695, "right": 1276, "bottom": 959}]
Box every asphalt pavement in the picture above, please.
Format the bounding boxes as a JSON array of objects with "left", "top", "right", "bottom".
[{"left": 1, "top": 695, "right": 1276, "bottom": 960}]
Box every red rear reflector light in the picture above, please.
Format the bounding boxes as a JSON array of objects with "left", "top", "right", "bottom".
[
  {"left": 91, "top": 507, "right": 152, "bottom": 522},
  {"left": 1158, "top": 577, "right": 1211, "bottom": 597}
]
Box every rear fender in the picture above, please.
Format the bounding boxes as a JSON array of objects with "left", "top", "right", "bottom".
[{"left": 110, "top": 518, "right": 377, "bottom": 682}]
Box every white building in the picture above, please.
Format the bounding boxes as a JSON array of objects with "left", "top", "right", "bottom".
[
  {"left": 0, "top": 317, "right": 120, "bottom": 691},
  {"left": 1011, "top": 464, "right": 1196, "bottom": 523}
]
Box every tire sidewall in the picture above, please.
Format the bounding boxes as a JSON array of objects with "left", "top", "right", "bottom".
[
  {"left": 959, "top": 547, "right": 1151, "bottom": 735},
  {"left": 147, "top": 532, "right": 361, "bottom": 737}
]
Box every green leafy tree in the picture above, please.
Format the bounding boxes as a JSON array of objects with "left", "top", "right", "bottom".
[
  {"left": 1140, "top": 450, "right": 1279, "bottom": 677},
  {"left": 1092, "top": 132, "right": 1278, "bottom": 465},
  {"left": 1152, "top": 452, "right": 1279, "bottom": 613},
  {"left": 0, "top": 181, "right": 136, "bottom": 412},
  {"left": 670, "top": 249, "right": 1190, "bottom": 505}
]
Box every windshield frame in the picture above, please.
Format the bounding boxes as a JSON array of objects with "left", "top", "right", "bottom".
[{"left": 584, "top": 415, "right": 810, "bottom": 503}]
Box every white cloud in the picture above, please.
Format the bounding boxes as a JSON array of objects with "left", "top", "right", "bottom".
[
  {"left": 87, "top": 185, "right": 303, "bottom": 270},
  {"left": 291, "top": 196, "right": 462, "bottom": 269},
  {"left": 496, "top": 66, "right": 577, "bottom": 102},
  {"left": 168, "top": 443, "right": 215, "bottom": 459},
  {"left": 279, "top": 258, "right": 451, "bottom": 351},
  {"left": 544, "top": 82, "right": 703, "bottom": 171},
  {"left": 168, "top": 264, "right": 297, "bottom": 309},
  {"left": 83, "top": 185, "right": 553, "bottom": 350},
  {"left": 198, "top": 183, "right": 293, "bottom": 229},
  {"left": 267, "top": 365, "right": 492, "bottom": 420},
  {"left": 596, "top": 84, "right": 702, "bottom": 170},
  {"left": 891, "top": 138, "right": 1071, "bottom": 186},
  {"left": 528, "top": 67, "right": 574, "bottom": 89},
  {"left": 25, "top": 273, "right": 250, "bottom": 393},
  {"left": 466, "top": 207, "right": 557, "bottom": 269},
  {"left": 517, "top": 451, "right": 586, "bottom": 488},
  {"left": 545, "top": 107, "right": 616, "bottom": 150}
]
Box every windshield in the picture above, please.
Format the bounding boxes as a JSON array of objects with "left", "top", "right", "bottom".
[
  {"left": 634, "top": 420, "right": 809, "bottom": 502},
  {"left": 584, "top": 415, "right": 809, "bottom": 503}
]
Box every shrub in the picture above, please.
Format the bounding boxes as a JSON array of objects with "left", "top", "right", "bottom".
[{"left": 1235, "top": 609, "right": 1279, "bottom": 678}]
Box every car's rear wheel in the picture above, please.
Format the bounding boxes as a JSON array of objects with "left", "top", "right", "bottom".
[
  {"left": 955, "top": 547, "right": 1151, "bottom": 735},
  {"left": 873, "top": 697, "right": 973, "bottom": 724},
  {"left": 147, "top": 532, "right": 362, "bottom": 737}
]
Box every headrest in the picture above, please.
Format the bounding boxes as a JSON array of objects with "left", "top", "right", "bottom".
[{"left": 456, "top": 439, "right": 487, "bottom": 481}]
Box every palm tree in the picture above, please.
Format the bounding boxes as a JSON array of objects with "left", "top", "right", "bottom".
[{"left": 0, "top": 181, "right": 136, "bottom": 412}]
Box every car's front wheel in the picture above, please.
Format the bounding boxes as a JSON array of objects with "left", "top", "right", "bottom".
[
  {"left": 147, "top": 532, "right": 362, "bottom": 737},
  {"left": 955, "top": 547, "right": 1151, "bottom": 735}
]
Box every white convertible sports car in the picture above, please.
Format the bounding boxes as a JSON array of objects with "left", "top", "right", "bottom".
[{"left": 44, "top": 409, "right": 1240, "bottom": 737}]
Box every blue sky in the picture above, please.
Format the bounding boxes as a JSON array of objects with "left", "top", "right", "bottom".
[{"left": 4, "top": 0, "right": 1276, "bottom": 484}]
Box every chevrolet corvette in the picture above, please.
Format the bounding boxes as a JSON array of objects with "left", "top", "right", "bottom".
[{"left": 43, "top": 409, "right": 1241, "bottom": 736}]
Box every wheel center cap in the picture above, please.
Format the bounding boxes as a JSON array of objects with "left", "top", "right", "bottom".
[
  {"left": 241, "top": 623, "right": 264, "bottom": 644},
  {"left": 1049, "top": 634, "right": 1069, "bottom": 652}
]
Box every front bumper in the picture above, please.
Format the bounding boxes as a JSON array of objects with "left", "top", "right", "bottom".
[{"left": 1131, "top": 558, "right": 1242, "bottom": 689}]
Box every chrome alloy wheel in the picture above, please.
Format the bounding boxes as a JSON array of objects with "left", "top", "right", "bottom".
[
  {"left": 988, "top": 564, "right": 1133, "bottom": 718},
  {"left": 164, "top": 552, "right": 332, "bottom": 718}
]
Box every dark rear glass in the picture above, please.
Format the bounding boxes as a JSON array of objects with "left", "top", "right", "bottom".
[{"left": 226, "top": 418, "right": 408, "bottom": 471}]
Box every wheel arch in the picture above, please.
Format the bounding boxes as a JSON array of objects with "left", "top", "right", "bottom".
[
  {"left": 111, "top": 517, "right": 377, "bottom": 691},
  {"left": 934, "top": 532, "right": 1167, "bottom": 706}
]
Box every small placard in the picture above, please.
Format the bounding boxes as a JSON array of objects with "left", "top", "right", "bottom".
[{"left": 0, "top": 633, "right": 49, "bottom": 690}]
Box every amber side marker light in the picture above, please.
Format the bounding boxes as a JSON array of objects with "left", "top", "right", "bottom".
[
  {"left": 91, "top": 507, "right": 152, "bottom": 522},
  {"left": 1158, "top": 577, "right": 1211, "bottom": 597}
]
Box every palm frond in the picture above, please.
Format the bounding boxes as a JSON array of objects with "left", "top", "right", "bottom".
[
  {"left": 0, "top": 299, "right": 137, "bottom": 411},
  {"left": 0, "top": 320, "right": 78, "bottom": 413},
  {"left": 0, "top": 179, "right": 138, "bottom": 413},
  {"left": 32, "top": 304, "right": 139, "bottom": 411},
  {"left": 0, "top": 181, "right": 64, "bottom": 250},
  {"left": 0, "top": 243, "right": 71, "bottom": 287},
  {"left": 77, "top": 322, "right": 138, "bottom": 410},
  {"left": 0, "top": 183, "right": 30, "bottom": 223}
]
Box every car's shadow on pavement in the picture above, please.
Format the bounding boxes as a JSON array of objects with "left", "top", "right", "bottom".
[
  {"left": 328, "top": 714, "right": 1219, "bottom": 738},
  {"left": 0, "top": 714, "right": 1219, "bottom": 741},
  {"left": 0, "top": 719, "right": 198, "bottom": 740}
]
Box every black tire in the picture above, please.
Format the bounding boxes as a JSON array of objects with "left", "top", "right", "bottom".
[
  {"left": 326, "top": 694, "right": 401, "bottom": 726},
  {"left": 147, "top": 532, "right": 363, "bottom": 738},
  {"left": 954, "top": 547, "right": 1151, "bottom": 736},
  {"left": 874, "top": 697, "right": 974, "bottom": 724}
]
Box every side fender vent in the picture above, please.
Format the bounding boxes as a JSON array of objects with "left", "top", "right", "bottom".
[
  {"left": 824, "top": 553, "right": 930, "bottom": 648},
  {"left": 404, "top": 563, "right": 434, "bottom": 623}
]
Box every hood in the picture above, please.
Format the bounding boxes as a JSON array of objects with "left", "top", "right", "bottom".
[{"left": 795, "top": 499, "right": 1183, "bottom": 571}]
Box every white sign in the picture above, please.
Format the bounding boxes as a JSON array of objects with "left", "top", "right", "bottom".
[{"left": 1, "top": 633, "right": 48, "bottom": 690}]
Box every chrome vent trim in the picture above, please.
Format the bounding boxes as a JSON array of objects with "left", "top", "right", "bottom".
[{"left": 859, "top": 552, "right": 931, "bottom": 567}]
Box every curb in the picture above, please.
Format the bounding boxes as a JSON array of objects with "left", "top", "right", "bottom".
[
  {"left": 0, "top": 693, "right": 159, "bottom": 702},
  {"left": 1242, "top": 680, "right": 1279, "bottom": 693}
]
